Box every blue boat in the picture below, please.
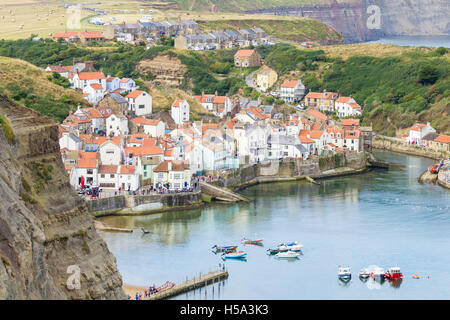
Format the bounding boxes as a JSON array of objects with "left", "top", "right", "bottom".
[
  {"left": 212, "top": 245, "right": 238, "bottom": 252},
  {"left": 222, "top": 251, "right": 247, "bottom": 259}
]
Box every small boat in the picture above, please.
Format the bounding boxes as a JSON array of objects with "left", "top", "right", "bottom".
[
  {"left": 385, "top": 267, "right": 403, "bottom": 280},
  {"left": 371, "top": 267, "right": 385, "bottom": 280},
  {"left": 359, "top": 268, "right": 370, "bottom": 279},
  {"left": 222, "top": 251, "right": 247, "bottom": 259},
  {"left": 241, "top": 237, "right": 263, "bottom": 245},
  {"left": 338, "top": 266, "right": 351, "bottom": 280},
  {"left": 211, "top": 245, "right": 237, "bottom": 252},
  {"left": 275, "top": 250, "right": 300, "bottom": 258},
  {"left": 267, "top": 247, "right": 289, "bottom": 255},
  {"left": 412, "top": 274, "right": 420, "bottom": 279},
  {"left": 278, "top": 241, "right": 303, "bottom": 252}
]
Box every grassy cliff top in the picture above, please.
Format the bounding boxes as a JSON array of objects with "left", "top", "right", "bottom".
[
  {"left": 197, "top": 18, "right": 343, "bottom": 44},
  {"left": 0, "top": 57, "right": 88, "bottom": 122}
]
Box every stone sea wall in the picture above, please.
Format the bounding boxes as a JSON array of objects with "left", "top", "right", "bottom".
[{"left": 373, "top": 137, "right": 449, "bottom": 161}]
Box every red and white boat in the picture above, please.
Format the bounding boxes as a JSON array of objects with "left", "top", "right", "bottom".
[
  {"left": 241, "top": 237, "right": 264, "bottom": 245},
  {"left": 385, "top": 267, "right": 403, "bottom": 280}
]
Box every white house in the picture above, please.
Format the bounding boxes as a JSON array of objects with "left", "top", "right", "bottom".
[
  {"left": 119, "top": 78, "right": 137, "bottom": 92},
  {"left": 81, "top": 108, "right": 105, "bottom": 134},
  {"left": 99, "top": 140, "right": 122, "bottom": 165},
  {"left": 98, "top": 165, "right": 119, "bottom": 189},
  {"left": 152, "top": 160, "right": 191, "bottom": 190},
  {"left": 106, "top": 113, "right": 129, "bottom": 137},
  {"left": 143, "top": 119, "right": 165, "bottom": 138},
  {"left": 126, "top": 90, "right": 152, "bottom": 116},
  {"left": 106, "top": 75, "right": 121, "bottom": 92},
  {"left": 73, "top": 71, "right": 106, "bottom": 90},
  {"left": 335, "top": 96, "right": 362, "bottom": 118},
  {"left": 406, "top": 122, "right": 436, "bottom": 145},
  {"left": 280, "top": 80, "right": 306, "bottom": 103},
  {"left": 171, "top": 99, "right": 190, "bottom": 125},
  {"left": 267, "top": 135, "right": 308, "bottom": 160},
  {"left": 83, "top": 83, "right": 106, "bottom": 105},
  {"left": 185, "top": 142, "right": 204, "bottom": 175},
  {"left": 118, "top": 165, "right": 140, "bottom": 191},
  {"left": 59, "top": 132, "right": 83, "bottom": 151}
]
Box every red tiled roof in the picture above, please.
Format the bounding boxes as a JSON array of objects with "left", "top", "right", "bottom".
[
  {"left": 310, "top": 130, "right": 324, "bottom": 139},
  {"left": 120, "top": 165, "right": 135, "bottom": 175},
  {"left": 342, "top": 119, "right": 360, "bottom": 127},
  {"left": 90, "top": 83, "right": 104, "bottom": 90},
  {"left": 213, "top": 96, "right": 227, "bottom": 104},
  {"left": 435, "top": 135, "right": 450, "bottom": 144},
  {"left": 80, "top": 31, "right": 105, "bottom": 39},
  {"left": 172, "top": 99, "right": 185, "bottom": 107},
  {"left": 307, "top": 109, "right": 328, "bottom": 121},
  {"left": 299, "top": 136, "right": 315, "bottom": 144},
  {"left": 281, "top": 80, "right": 298, "bottom": 88},
  {"left": 99, "top": 165, "right": 118, "bottom": 174},
  {"left": 78, "top": 72, "right": 106, "bottom": 80},
  {"left": 126, "top": 90, "right": 144, "bottom": 99},
  {"left": 53, "top": 31, "right": 79, "bottom": 39},
  {"left": 235, "top": 49, "right": 256, "bottom": 58},
  {"left": 153, "top": 160, "right": 189, "bottom": 172}
]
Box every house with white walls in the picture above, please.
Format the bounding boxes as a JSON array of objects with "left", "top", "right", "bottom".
[
  {"left": 335, "top": 96, "right": 362, "bottom": 118},
  {"left": 73, "top": 71, "right": 106, "bottom": 90},
  {"left": 267, "top": 135, "right": 308, "bottom": 160},
  {"left": 120, "top": 78, "right": 137, "bottom": 92},
  {"left": 99, "top": 139, "right": 122, "bottom": 165},
  {"left": 118, "top": 165, "right": 140, "bottom": 191},
  {"left": 152, "top": 160, "right": 191, "bottom": 190},
  {"left": 83, "top": 83, "right": 106, "bottom": 105},
  {"left": 106, "top": 75, "right": 121, "bottom": 92},
  {"left": 59, "top": 132, "right": 83, "bottom": 151},
  {"left": 106, "top": 113, "right": 129, "bottom": 137},
  {"left": 406, "top": 122, "right": 436, "bottom": 145},
  {"left": 171, "top": 99, "right": 190, "bottom": 125},
  {"left": 143, "top": 119, "right": 166, "bottom": 137},
  {"left": 126, "top": 90, "right": 152, "bottom": 116}
]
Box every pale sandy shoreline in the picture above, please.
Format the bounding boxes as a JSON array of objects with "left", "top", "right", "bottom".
[{"left": 122, "top": 284, "right": 147, "bottom": 299}]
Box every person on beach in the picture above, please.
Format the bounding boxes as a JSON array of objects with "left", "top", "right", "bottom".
[{"left": 135, "top": 292, "right": 139, "bottom": 300}]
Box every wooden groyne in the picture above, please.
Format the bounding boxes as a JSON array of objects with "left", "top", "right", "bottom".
[{"left": 147, "top": 270, "right": 229, "bottom": 300}]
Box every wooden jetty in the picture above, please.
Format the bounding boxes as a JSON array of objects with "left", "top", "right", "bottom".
[{"left": 147, "top": 270, "right": 229, "bottom": 300}]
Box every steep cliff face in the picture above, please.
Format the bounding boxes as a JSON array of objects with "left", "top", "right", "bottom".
[
  {"left": 246, "top": 0, "right": 449, "bottom": 43},
  {"left": 0, "top": 95, "right": 125, "bottom": 300}
]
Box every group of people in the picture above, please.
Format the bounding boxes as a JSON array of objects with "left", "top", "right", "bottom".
[{"left": 129, "top": 281, "right": 176, "bottom": 300}]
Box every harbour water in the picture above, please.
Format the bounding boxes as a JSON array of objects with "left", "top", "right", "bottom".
[
  {"left": 368, "top": 35, "right": 450, "bottom": 48},
  {"left": 100, "top": 151, "right": 450, "bottom": 299}
]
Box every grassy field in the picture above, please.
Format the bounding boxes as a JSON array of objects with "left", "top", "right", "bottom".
[{"left": 0, "top": 0, "right": 344, "bottom": 42}]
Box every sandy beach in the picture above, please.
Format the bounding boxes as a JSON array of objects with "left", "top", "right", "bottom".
[{"left": 122, "top": 284, "right": 147, "bottom": 299}]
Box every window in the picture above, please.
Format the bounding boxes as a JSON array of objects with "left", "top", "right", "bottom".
[
  {"left": 87, "top": 169, "right": 93, "bottom": 175},
  {"left": 158, "top": 173, "right": 164, "bottom": 179},
  {"left": 110, "top": 174, "right": 115, "bottom": 178},
  {"left": 100, "top": 174, "right": 105, "bottom": 178},
  {"left": 139, "top": 104, "right": 145, "bottom": 109}
]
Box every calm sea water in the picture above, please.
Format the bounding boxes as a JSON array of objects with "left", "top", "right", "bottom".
[
  {"left": 369, "top": 35, "right": 450, "bottom": 48},
  {"left": 100, "top": 151, "right": 450, "bottom": 299}
]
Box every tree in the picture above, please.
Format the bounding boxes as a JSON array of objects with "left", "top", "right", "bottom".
[{"left": 418, "top": 65, "right": 440, "bottom": 85}]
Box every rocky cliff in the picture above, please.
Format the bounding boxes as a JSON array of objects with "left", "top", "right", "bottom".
[
  {"left": 246, "top": 0, "right": 450, "bottom": 43},
  {"left": 0, "top": 95, "right": 125, "bottom": 300}
]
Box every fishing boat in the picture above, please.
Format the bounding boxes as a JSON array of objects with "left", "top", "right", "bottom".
[
  {"left": 385, "top": 267, "right": 403, "bottom": 280},
  {"left": 275, "top": 250, "right": 300, "bottom": 258},
  {"left": 338, "top": 266, "right": 351, "bottom": 280},
  {"left": 359, "top": 268, "right": 370, "bottom": 279},
  {"left": 211, "top": 245, "right": 237, "bottom": 252},
  {"left": 241, "top": 237, "right": 263, "bottom": 245},
  {"left": 222, "top": 251, "right": 247, "bottom": 259},
  {"left": 371, "top": 267, "right": 385, "bottom": 280}
]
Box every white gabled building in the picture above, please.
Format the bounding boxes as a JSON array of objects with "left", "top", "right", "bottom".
[
  {"left": 126, "top": 90, "right": 152, "bottom": 117},
  {"left": 118, "top": 165, "right": 140, "bottom": 191},
  {"left": 280, "top": 80, "right": 306, "bottom": 103},
  {"left": 83, "top": 83, "right": 106, "bottom": 105},
  {"left": 59, "top": 132, "right": 83, "bottom": 151},
  {"left": 144, "top": 119, "right": 166, "bottom": 138},
  {"left": 152, "top": 160, "right": 191, "bottom": 191},
  {"left": 106, "top": 113, "right": 129, "bottom": 137},
  {"left": 267, "top": 135, "right": 308, "bottom": 160},
  {"left": 99, "top": 139, "right": 122, "bottom": 165},
  {"left": 406, "top": 122, "right": 436, "bottom": 145},
  {"left": 335, "top": 96, "right": 362, "bottom": 118},
  {"left": 106, "top": 75, "right": 121, "bottom": 92},
  {"left": 120, "top": 78, "right": 137, "bottom": 92},
  {"left": 171, "top": 99, "right": 190, "bottom": 125},
  {"left": 73, "top": 71, "right": 106, "bottom": 90}
]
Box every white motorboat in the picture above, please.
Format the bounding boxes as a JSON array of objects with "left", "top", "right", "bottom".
[
  {"left": 371, "top": 267, "right": 385, "bottom": 279},
  {"left": 359, "top": 268, "right": 370, "bottom": 279},
  {"left": 338, "top": 266, "right": 351, "bottom": 280},
  {"left": 275, "top": 250, "right": 300, "bottom": 258},
  {"left": 278, "top": 241, "right": 303, "bottom": 252}
]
